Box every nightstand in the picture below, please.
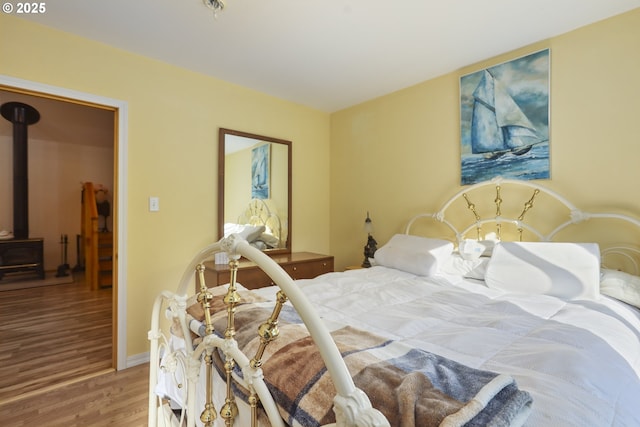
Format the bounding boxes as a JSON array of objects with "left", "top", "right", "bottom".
[{"left": 201, "top": 252, "right": 334, "bottom": 290}]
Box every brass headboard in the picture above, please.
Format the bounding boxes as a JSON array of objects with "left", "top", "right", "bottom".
[{"left": 405, "top": 177, "right": 640, "bottom": 273}]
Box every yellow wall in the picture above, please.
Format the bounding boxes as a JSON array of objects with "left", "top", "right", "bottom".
[
  {"left": 2, "top": 8, "right": 640, "bottom": 359},
  {"left": 0, "top": 15, "right": 331, "bottom": 357},
  {"left": 330, "top": 8, "right": 640, "bottom": 270}
]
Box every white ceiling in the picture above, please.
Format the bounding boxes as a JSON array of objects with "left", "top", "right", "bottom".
[{"left": 14, "top": 0, "right": 640, "bottom": 113}]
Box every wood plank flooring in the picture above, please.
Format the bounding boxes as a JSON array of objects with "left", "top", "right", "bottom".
[
  {"left": 0, "top": 363, "right": 149, "bottom": 426},
  {"left": 0, "top": 274, "right": 113, "bottom": 400},
  {"left": 0, "top": 273, "right": 148, "bottom": 425}
]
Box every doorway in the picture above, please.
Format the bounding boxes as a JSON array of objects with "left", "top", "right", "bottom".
[{"left": 0, "top": 74, "right": 128, "bottom": 371}]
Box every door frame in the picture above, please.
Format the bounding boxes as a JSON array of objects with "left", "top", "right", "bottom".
[{"left": 1, "top": 74, "right": 128, "bottom": 370}]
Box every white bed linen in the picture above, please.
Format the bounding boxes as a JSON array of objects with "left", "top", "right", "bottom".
[
  {"left": 157, "top": 266, "right": 640, "bottom": 426},
  {"left": 249, "top": 267, "right": 640, "bottom": 427}
]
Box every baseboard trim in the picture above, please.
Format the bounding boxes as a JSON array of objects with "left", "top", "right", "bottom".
[{"left": 127, "top": 352, "right": 150, "bottom": 368}]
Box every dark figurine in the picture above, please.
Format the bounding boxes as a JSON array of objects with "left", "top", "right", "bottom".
[{"left": 362, "top": 234, "right": 378, "bottom": 268}]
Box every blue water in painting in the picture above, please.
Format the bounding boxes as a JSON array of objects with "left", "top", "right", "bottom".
[{"left": 461, "top": 142, "right": 549, "bottom": 185}]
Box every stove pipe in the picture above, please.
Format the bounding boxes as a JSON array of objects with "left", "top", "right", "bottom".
[{"left": 1, "top": 101, "right": 40, "bottom": 239}]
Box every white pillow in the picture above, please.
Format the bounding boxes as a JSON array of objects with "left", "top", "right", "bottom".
[
  {"left": 373, "top": 234, "right": 453, "bottom": 276},
  {"left": 600, "top": 269, "right": 640, "bottom": 309},
  {"left": 224, "top": 222, "right": 245, "bottom": 236},
  {"left": 458, "top": 239, "right": 486, "bottom": 260},
  {"left": 478, "top": 239, "right": 497, "bottom": 256},
  {"left": 257, "top": 232, "right": 280, "bottom": 247},
  {"left": 484, "top": 242, "right": 601, "bottom": 300},
  {"left": 237, "top": 225, "right": 266, "bottom": 242},
  {"left": 440, "top": 254, "right": 489, "bottom": 280}
]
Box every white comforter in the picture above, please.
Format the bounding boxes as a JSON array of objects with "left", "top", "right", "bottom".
[{"left": 252, "top": 266, "right": 640, "bottom": 427}]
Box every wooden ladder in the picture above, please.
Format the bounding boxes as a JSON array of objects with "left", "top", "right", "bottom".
[
  {"left": 81, "top": 182, "right": 113, "bottom": 290},
  {"left": 98, "top": 231, "right": 113, "bottom": 288}
]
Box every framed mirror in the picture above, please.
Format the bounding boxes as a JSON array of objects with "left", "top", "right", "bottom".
[{"left": 218, "top": 128, "right": 292, "bottom": 255}]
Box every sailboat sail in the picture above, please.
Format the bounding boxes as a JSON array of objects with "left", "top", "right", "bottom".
[{"left": 471, "top": 70, "right": 540, "bottom": 158}]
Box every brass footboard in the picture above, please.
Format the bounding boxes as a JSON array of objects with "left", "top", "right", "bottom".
[{"left": 148, "top": 235, "right": 390, "bottom": 427}]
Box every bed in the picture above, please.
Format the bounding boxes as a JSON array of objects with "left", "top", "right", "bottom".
[
  {"left": 149, "top": 178, "right": 640, "bottom": 427},
  {"left": 223, "top": 198, "right": 285, "bottom": 251}
]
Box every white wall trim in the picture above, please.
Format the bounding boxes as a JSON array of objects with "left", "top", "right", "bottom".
[
  {"left": 0, "top": 74, "right": 129, "bottom": 370},
  {"left": 127, "top": 352, "right": 150, "bottom": 368}
]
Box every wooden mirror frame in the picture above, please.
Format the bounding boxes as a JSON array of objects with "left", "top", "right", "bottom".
[{"left": 218, "top": 128, "right": 292, "bottom": 255}]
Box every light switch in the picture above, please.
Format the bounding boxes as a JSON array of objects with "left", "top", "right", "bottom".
[{"left": 149, "top": 196, "right": 159, "bottom": 212}]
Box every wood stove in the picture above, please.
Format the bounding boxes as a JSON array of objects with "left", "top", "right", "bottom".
[
  {"left": 0, "top": 101, "right": 45, "bottom": 281},
  {"left": 0, "top": 238, "right": 45, "bottom": 280}
]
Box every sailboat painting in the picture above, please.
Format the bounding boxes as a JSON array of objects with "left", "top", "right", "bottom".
[
  {"left": 460, "top": 49, "right": 550, "bottom": 185},
  {"left": 251, "top": 143, "right": 270, "bottom": 199}
]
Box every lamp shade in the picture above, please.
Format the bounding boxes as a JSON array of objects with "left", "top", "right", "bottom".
[{"left": 364, "top": 212, "right": 373, "bottom": 234}]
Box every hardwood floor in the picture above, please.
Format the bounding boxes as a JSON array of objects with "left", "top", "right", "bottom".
[
  {"left": 0, "top": 272, "right": 148, "bottom": 425},
  {"left": 0, "top": 363, "right": 149, "bottom": 426},
  {"left": 0, "top": 273, "right": 112, "bottom": 400}
]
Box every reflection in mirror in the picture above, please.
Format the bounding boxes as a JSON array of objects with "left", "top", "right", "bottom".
[{"left": 218, "top": 128, "right": 292, "bottom": 254}]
